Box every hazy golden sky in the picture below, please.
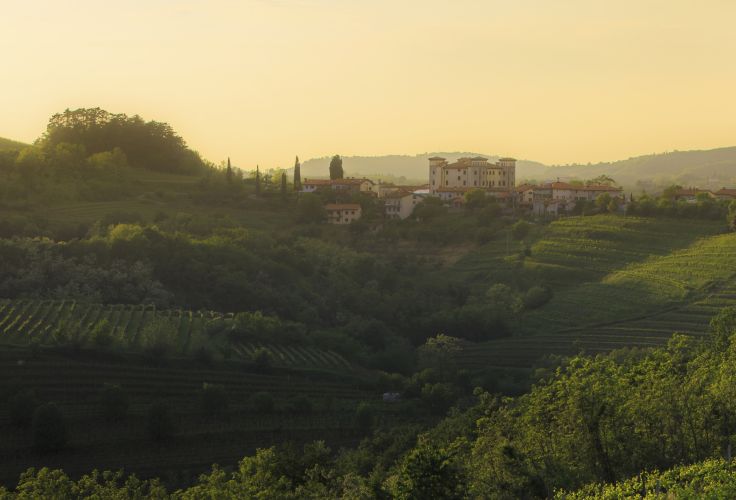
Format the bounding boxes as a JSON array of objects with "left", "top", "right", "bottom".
[{"left": 2, "top": 0, "right": 736, "bottom": 167}]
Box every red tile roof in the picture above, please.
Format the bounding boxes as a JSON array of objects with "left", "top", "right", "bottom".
[
  {"left": 325, "top": 203, "right": 361, "bottom": 211},
  {"left": 714, "top": 188, "right": 736, "bottom": 197}
]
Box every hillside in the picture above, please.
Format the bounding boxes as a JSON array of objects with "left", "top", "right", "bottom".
[
  {"left": 455, "top": 216, "right": 736, "bottom": 368},
  {"left": 302, "top": 146, "right": 736, "bottom": 191},
  {"left": 0, "top": 346, "right": 385, "bottom": 487},
  {"left": 0, "top": 137, "right": 27, "bottom": 152}
]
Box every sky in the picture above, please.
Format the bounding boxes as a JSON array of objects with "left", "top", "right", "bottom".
[{"left": 2, "top": 0, "right": 736, "bottom": 168}]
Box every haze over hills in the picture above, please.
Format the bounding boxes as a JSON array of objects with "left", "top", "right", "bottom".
[{"left": 303, "top": 147, "right": 736, "bottom": 191}]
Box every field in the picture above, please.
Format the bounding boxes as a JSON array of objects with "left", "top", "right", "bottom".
[
  {"left": 454, "top": 216, "right": 736, "bottom": 368},
  {"left": 0, "top": 345, "right": 395, "bottom": 487},
  {"left": 0, "top": 300, "right": 354, "bottom": 373}
]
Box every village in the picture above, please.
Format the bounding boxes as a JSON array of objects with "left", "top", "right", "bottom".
[{"left": 301, "top": 156, "right": 736, "bottom": 224}]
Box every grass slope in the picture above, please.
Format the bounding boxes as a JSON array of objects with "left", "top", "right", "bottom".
[{"left": 455, "top": 216, "right": 736, "bottom": 368}]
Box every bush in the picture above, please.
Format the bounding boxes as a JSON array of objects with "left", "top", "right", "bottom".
[
  {"left": 200, "top": 383, "right": 229, "bottom": 417},
  {"left": 32, "top": 403, "right": 67, "bottom": 453},
  {"left": 420, "top": 383, "right": 457, "bottom": 415},
  {"left": 251, "top": 392, "right": 275, "bottom": 414},
  {"left": 287, "top": 395, "right": 313, "bottom": 415},
  {"left": 523, "top": 286, "right": 553, "bottom": 310},
  {"left": 139, "top": 317, "right": 179, "bottom": 360},
  {"left": 99, "top": 384, "right": 129, "bottom": 422},
  {"left": 9, "top": 390, "right": 39, "bottom": 428},
  {"left": 252, "top": 348, "right": 273, "bottom": 371},
  {"left": 147, "top": 401, "right": 176, "bottom": 442}
]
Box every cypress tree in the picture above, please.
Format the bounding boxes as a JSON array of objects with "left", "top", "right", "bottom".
[
  {"left": 226, "top": 157, "right": 233, "bottom": 183},
  {"left": 293, "top": 156, "right": 301, "bottom": 191},
  {"left": 329, "top": 155, "right": 344, "bottom": 180},
  {"left": 281, "top": 172, "right": 287, "bottom": 198},
  {"left": 255, "top": 165, "right": 261, "bottom": 195}
]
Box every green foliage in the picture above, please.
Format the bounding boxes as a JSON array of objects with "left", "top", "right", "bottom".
[
  {"left": 42, "top": 108, "right": 207, "bottom": 174},
  {"left": 523, "top": 285, "right": 553, "bottom": 310},
  {"left": 139, "top": 317, "right": 179, "bottom": 358},
  {"left": 391, "top": 437, "right": 467, "bottom": 499},
  {"left": 329, "top": 154, "right": 344, "bottom": 180},
  {"left": 297, "top": 193, "right": 327, "bottom": 223},
  {"left": 558, "top": 459, "right": 736, "bottom": 499},
  {"left": 251, "top": 347, "right": 274, "bottom": 371},
  {"left": 31, "top": 403, "right": 67, "bottom": 453}
]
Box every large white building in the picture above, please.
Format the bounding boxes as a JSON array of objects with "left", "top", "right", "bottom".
[{"left": 429, "top": 156, "right": 516, "bottom": 200}]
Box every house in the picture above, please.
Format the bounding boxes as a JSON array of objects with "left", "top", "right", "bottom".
[
  {"left": 516, "top": 184, "right": 536, "bottom": 206},
  {"left": 672, "top": 188, "right": 714, "bottom": 203},
  {"left": 302, "top": 178, "right": 376, "bottom": 195},
  {"left": 325, "top": 203, "right": 362, "bottom": 225},
  {"left": 429, "top": 156, "right": 516, "bottom": 197},
  {"left": 531, "top": 182, "right": 624, "bottom": 216},
  {"left": 714, "top": 188, "right": 736, "bottom": 200}
]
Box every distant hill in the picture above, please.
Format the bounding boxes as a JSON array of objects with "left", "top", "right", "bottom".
[
  {"left": 302, "top": 153, "right": 547, "bottom": 184},
  {"left": 303, "top": 147, "right": 736, "bottom": 191},
  {"left": 0, "top": 137, "right": 27, "bottom": 152}
]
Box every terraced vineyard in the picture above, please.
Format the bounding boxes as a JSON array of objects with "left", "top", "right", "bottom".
[
  {"left": 0, "top": 347, "right": 387, "bottom": 486},
  {"left": 455, "top": 216, "right": 736, "bottom": 369},
  {"left": 0, "top": 300, "right": 353, "bottom": 373}
]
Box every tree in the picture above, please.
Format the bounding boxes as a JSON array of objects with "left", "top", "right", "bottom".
[
  {"left": 293, "top": 156, "right": 301, "bottom": 191},
  {"left": 255, "top": 165, "right": 261, "bottom": 195},
  {"left": 394, "top": 438, "right": 466, "bottom": 499},
  {"left": 226, "top": 157, "right": 233, "bottom": 183},
  {"left": 281, "top": 172, "right": 287, "bottom": 198},
  {"left": 297, "top": 193, "right": 326, "bottom": 223},
  {"left": 329, "top": 155, "right": 344, "bottom": 180},
  {"left": 32, "top": 403, "right": 67, "bottom": 453}
]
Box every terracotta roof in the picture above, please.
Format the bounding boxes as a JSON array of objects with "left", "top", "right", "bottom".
[
  {"left": 384, "top": 190, "right": 414, "bottom": 199},
  {"left": 549, "top": 182, "right": 622, "bottom": 192},
  {"left": 715, "top": 188, "right": 736, "bottom": 197},
  {"left": 304, "top": 178, "right": 373, "bottom": 186},
  {"left": 325, "top": 203, "right": 361, "bottom": 211},
  {"left": 516, "top": 183, "right": 537, "bottom": 192}
]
